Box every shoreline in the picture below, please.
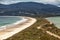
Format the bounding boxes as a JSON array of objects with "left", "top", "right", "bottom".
[
  {"left": 6, "top": 17, "right": 60, "bottom": 40},
  {"left": 0, "top": 17, "right": 37, "bottom": 40},
  {"left": 45, "top": 17, "right": 60, "bottom": 28},
  {"left": 0, "top": 16, "right": 27, "bottom": 31}
]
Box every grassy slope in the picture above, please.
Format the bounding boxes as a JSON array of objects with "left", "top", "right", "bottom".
[{"left": 6, "top": 17, "right": 60, "bottom": 40}]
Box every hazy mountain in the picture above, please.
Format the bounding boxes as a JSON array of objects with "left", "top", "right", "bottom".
[{"left": 0, "top": 2, "right": 60, "bottom": 17}]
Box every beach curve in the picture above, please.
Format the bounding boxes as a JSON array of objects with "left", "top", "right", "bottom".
[{"left": 0, "top": 16, "right": 37, "bottom": 40}]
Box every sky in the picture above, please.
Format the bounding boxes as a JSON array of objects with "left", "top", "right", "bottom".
[{"left": 0, "top": 0, "right": 60, "bottom": 6}]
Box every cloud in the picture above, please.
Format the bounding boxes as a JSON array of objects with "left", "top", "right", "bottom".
[
  {"left": 0, "top": 0, "right": 22, "bottom": 4},
  {"left": 0, "top": 0, "right": 60, "bottom": 6}
]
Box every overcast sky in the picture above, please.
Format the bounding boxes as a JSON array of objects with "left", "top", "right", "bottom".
[{"left": 0, "top": 0, "right": 60, "bottom": 6}]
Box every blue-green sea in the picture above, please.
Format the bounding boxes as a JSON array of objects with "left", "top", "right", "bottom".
[
  {"left": 46, "top": 17, "right": 60, "bottom": 28},
  {"left": 0, "top": 16, "right": 22, "bottom": 27}
]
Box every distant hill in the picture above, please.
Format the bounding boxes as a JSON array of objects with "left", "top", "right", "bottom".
[{"left": 0, "top": 2, "right": 60, "bottom": 17}]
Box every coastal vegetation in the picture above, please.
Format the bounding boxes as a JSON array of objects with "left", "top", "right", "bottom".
[{"left": 6, "top": 17, "right": 60, "bottom": 40}]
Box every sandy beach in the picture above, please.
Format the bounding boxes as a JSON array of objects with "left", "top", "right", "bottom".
[{"left": 0, "top": 17, "right": 37, "bottom": 40}]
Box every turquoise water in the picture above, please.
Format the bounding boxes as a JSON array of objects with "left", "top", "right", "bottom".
[
  {"left": 0, "top": 16, "right": 22, "bottom": 27},
  {"left": 46, "top": 17, "right": 60, "bottom": 28}
]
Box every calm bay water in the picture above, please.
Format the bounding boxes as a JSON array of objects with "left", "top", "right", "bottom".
[
  {"left": 0, "top": 16, "right": 22, "bottom": 27},
  {"left": 46, "top": 17, "right": 60, "bottom": 28}
]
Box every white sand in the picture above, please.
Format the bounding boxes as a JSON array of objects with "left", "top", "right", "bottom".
[{"left": 0, "top": 17, "right": 37, "bottom": 40}]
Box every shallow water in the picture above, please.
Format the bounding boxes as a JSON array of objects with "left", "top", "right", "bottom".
[
  {"left": 46, "top": 17, "right": 60, "bottom": 28},
  {"left": 0, "top": 16, "right": 22, "bottom": 27}
]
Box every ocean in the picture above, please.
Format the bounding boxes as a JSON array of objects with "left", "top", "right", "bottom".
[
  {"left": 46, "top": 17, "right": 60, "bottom": 28},
  {"left": 0, "top": 16, "right": 22, "bottom": 27}
]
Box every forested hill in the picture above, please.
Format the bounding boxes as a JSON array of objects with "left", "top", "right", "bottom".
[{"left": 0, "top": 2, "right": 60, "bottom": 17}]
